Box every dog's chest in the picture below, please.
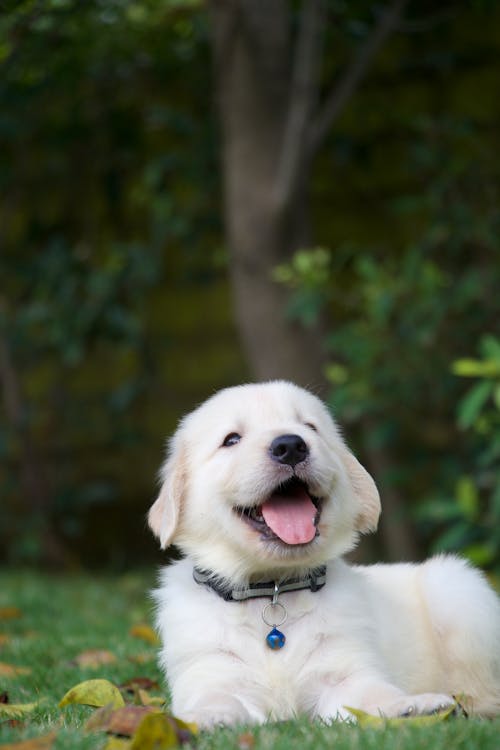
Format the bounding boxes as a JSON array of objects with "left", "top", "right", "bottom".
[{"left": 215, "top": 591, "right": 331, "bottom": 674}]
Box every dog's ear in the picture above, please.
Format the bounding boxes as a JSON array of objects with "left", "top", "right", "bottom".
[
  {"left": 148, "top": 437, "right": 186, "bottom": 549},
  {"left": 342, "top": 449, "right": 381, "bottom": 534}
]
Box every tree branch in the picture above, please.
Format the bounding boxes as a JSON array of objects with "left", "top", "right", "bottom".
[
  {"left": 274, "top": 0, "right": 326, "bottom": 213},
  {"left": 309, "top": 0, "right": 410, "bottom": 156}
]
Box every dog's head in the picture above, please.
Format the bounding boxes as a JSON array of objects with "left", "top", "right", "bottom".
[{"left": 148, "top": 381, "right": 380, "bottom": 581}]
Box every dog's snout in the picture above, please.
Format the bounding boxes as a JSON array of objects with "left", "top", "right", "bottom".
[{"left": 269, "top": 434, "right": 308, "bottom": 467}]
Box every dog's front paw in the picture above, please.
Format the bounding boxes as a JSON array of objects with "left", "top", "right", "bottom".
[
  {"left": 379, "top": 693, "right": 456, "bottom": 718},
  {"left": 174, "top": 698, "right": 266, "bottom": 729}
]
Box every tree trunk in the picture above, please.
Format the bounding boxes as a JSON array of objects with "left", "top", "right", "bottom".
[
  {"left": 208, "top": 0, "right": 420, "bottom": 561},
  {"left": 209, "top": 0, "right": 328, "bottom": 390}
]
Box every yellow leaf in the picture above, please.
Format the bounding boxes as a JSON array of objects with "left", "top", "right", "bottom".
[
  {"left": 174, "top": 716, "right": 198, "bottom": 736},
  {"left": 0, "top": 701, "right": 41, "bottom": 718},
  {"left": 103, "top": 739, "right": 131, "bottom": 750},
  {"left": 130, "top": 713, "right": 178, "bottom": 750},
  {"left": 59, "top": 678, "right": 125, "bottom": 709},
  {"left": 0, "top": 607, "right": 22, "bottom": 620},
  {"left": 344, "top": 704, "right": 456, "bottom": 728},
  {"left": 0, "top": 662, "right": 32, "bottom": 677},
  {"left": 137, "top": 689, "right": 167, "bottom": 707},
  {"left": 129, "top": 624, "right": 160, "bottom": 645},
  {"left": 0, "top": 732, "right": 56, "bottom": 749}
]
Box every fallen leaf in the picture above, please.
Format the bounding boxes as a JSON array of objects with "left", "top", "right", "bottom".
[
  {"left": 0, "top": 731, "right": 56, "bottom": 749},
  {"left": 129, "top": 624, "right": 160, "bottom": 645},
  {"left": 120, "top": 677, "right": 160, "bottom": 694},
  {"left": 0, "top": 607, "right": 22, "bottom": 620},
  {"left": 0, "top": 701, "right": 41, "bottom": 718},
  {"left": 237, "top": 732, "right": 255, "bottom": 750},
  {"left": 0, "top": 663, "right": 32, "bottom": 677},
  {"left": 71, "top": 649, "right": 117, "bottom": 668},
  {"left": 137, "top": 689, "right": 166, "bottom": 707},
  {"left": 0, "top": 634, "right": 12, "bottom": 646},
  {"left": 86, "top": 704, "right": 160, "bottom": 735},
  {"left": 453, "top": 693, "right": 473, "bottom": 717},
  {"left": 174, "top": 716, "right": 198, "bottom": 738},
  {"left": 59, "top": 678, "right": 125, "bottom": 709},
  {"left": 130, "top": 713, "right": 178, "bottom": 750},
  {"left": 103, "top": 738, "right": 131, "bottom": 750},
  {"left": 344, "top": 704, "right": 456, "bottom": 728},
  {"left": 84, "top": 704, "right": 115, "bottom": 731}
]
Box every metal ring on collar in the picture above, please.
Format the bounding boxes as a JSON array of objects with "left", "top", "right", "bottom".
[{"left": 262, "top": 601, "right": 287, "bottom": 628}]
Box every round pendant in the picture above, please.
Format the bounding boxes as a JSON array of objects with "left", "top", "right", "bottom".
[{"left": 266, "top": 627, "right": 286, "bottom": 649}]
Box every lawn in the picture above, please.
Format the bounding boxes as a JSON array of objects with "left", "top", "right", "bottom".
[{"left": 0, "top": 570, "right": 498, "bottom": 749}]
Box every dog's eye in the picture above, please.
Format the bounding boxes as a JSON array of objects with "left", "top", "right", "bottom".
[
  {"left": 305, "top": 422, "right": 317, "bottom": 432},
  {"left": 222, "top": 432, "right": 241, "bottom": 447}
]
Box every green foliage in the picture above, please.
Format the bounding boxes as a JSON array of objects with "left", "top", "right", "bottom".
[
  {"left": 273, "top": 248, "right": 331, "bottom": 327},
  {"left": 417, "top": 336, "right": 500, "bottom": 569},
  {"left": 0, "top": 0, "right": 227, "bottom": 566},
  {"left": 1, "top": 0, "right": 499, "bottom": 567},
  {"left": 277, "top": 114, "right": 500, "bottom": 570}
]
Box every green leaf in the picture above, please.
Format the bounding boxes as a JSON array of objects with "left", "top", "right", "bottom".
[
  {"left": 463, "top": 542, "right": 496, "bottom": 567},
  {"left": 479, "top": 335, "right": 500, "bottom": 360},
  {"left": 452, "top": 358, "right": 500, "bottom": 378},
  {"left": 455, "top": 476, "right": 479, "bottom": 521},
  {"left": 433, "top": 522, "right": 470, "bottom": 553},
  {"left": 457, "top": 380, "right": 493, "bottom": 429},
  {"left": 493, "top": 384, "right": 500, "bottom": 411},
  {"left": 324, "top": 363, "right": 349, "bottom": 385}
]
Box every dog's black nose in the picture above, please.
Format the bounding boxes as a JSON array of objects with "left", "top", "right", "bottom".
[{"left": 269, "top": 434, "right": 308, "bottom": 467}]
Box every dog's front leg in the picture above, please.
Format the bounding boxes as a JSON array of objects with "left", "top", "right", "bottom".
[
  {"left": 169, "top": 660, "right": 268, "bottom": 728},
  {"left": 313, "top": 674, "right": 455, "bottom": 721}
]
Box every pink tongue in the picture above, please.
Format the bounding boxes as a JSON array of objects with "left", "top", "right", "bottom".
[{"left": 261, "top": 486, "right": 317, "bottom": 545}]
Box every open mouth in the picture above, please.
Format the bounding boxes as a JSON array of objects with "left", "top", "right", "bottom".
[{"left": 234, "top": 477, "right": 323, "bottom": 546}]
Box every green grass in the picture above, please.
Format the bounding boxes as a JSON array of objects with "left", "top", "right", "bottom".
[{"left": 0, "top": 571, "right": 499, "bottom": 749}]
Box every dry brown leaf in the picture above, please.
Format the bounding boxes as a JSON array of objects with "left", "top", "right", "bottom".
[
  {"left": 129, "top": 624, "right": 160, "bottom": 645},
  {"left": 86, "top": 704, "right": 159, "bottom": 736},
  {"left": 0, "top": 731, "right": 56, "bottom": 750},
  {"left": 237, "top": 732, "right": 256, "bottom": 750},
  {"left": 120, "top": 677, "right": 160, "bottom": 693},
  {"left": 0, "top": 607, "right": 22, "bottom": 621},
  {"left": 0, "top": 662, "right": 32, "bottom": 677},
  {"left": 71, "top": 649, "right": 117, "bottom": 668}
]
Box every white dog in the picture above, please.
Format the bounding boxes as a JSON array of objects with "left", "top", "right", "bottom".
[{"left": 149, "top": 381, "right": 500, "bottom": 727}]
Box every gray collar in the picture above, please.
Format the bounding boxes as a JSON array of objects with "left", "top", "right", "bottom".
[{"left": 193, "top": 565, "right": 327, "bottom": 602}]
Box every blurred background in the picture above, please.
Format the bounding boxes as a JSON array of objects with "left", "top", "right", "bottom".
[{"left": 0, "top": 0, "right": 499, "bottom": 572}]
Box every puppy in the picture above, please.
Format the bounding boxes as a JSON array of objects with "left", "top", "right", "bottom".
[{"left": 149, "top": 381, "right": 500, "bottom": 726}]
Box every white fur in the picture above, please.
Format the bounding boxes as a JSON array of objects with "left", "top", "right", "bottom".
[{"left": 149, "top": 381, "right": 500, "bottom": 726}]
